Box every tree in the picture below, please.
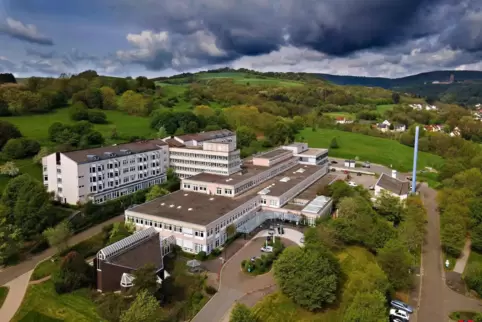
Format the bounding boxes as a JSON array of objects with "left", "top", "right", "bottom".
[
  {"left": 96, "top": 292, "right": 130, "bottom": 322},
  {"left": 464, "top": 264, "right": 482, "bottom": 296},
  {"left": 131, "top": 264, "right": 158, "bottom": 295},
  {"left": 43, "top": 221, "right": 72, "bottom": 254},
  {"left": 157, "top": 126, "right": 167, "bottom": 139},
  {"left": 230, "top": 303, "right": 256, "bottom": 322},
  {"left": 120, "top": 90, "right": 147, "bottom": 116},
  {"left": 53, "top": 251, "right": 93, "bottom": 294},
  {"left": 374, "top": 190, "right": 404, "bottom": 224},
  {"left": 0, "top": 98, "right": 10, "bottom": 116},
  {"left": 329, "top": 137, "right": 339, "bottom": 149},
  {"left": 193, "top": 105, "right": 216, "bottom": 118},
  {"left": 471, "top": 224, "right": 482, "bottom": 252},
  {"left": 392, "top": 92, "right": 400, "bottom": 104},
  {"left": 265, "top": 121, "right": 294, "bottom": 146},
  {"left": 109, "top": 222, "right": 135, "bottom": 244},
  {"left": 377, "top": 239, "right": 413, "bottom": 290},
  {"left": 100, "top": 86, "right": 117, "bottom": 110},
  {"left": 120, "top": 289, "right": 161, "bottom": 322},
  {"left": 112, "top": 78, "right": 129, "bottom": 95},
  {"left": 33, "top": 147, "right": 50, "bottom": 164},
  {"left": 343, "top": 291, "right": 387, "bottom": 322},
  {"left": 146, "top": 185, "right": 169, "bottom": 201},
  {"left": 0, "top": 120, "right": 22, "bottom": 149},
  {"left": 226, "top": 224, "right": 237, "bottom": 238},
  {"left": 0, "top": 206, "right": 21, "bottom": 265},
  {"left": 0, "top": 161, "right": 19, "bottom": 177},
  {"left": 273, "top": 245, "right": 340, "bottom": 311},
  {"left": 327, "top": 181, "right": 355, "bottom": 206},
  {"left": 236, "top": 126, "right": 256, "bottom": 148}
]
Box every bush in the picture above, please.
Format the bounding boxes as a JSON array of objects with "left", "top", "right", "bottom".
[
  {"left": 53, "top": 251, "right": 94, "bottom": 294},
  {"left": 87, "top": 110, "right": 108, "bottom": 124},
  {"left": 204, "top": 285, "right": 217, "bottom": 295},
  {"left": 2, "top": 138, "right": 40, "bottom": 159},
  {"left": 211, "top": 248, "right": 221, "bottom": 256},
  {"left": 465, "top": 265, "right": 482, "bottom": 296},
  {"left": 69, "top": 102, "right": 89, "bottom": 121},
  {"left": 195, "top": 251, "right": 207, "bottom": 261}
]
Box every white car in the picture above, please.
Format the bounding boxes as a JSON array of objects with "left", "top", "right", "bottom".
[
  {"left": 260, "top": 246, "right": 273, "bottom": 253},
  {"left": 348, "top": 181, "right": 358, "bottom": 187},
  {"left": 390, "top": 308, "right": 409, "bottom": 321}
]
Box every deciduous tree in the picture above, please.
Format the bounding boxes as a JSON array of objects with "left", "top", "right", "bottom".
[
  {"left": 43, "top": 221, "right": 72, "bottom": 254},
  {"left": 377, "top": 239, "right": 413, "bottom": 290},
  {"left": 343, "top": 291, "right": 387, "bottom": 322},
  {"left": 230, "top": 303, "right": 256, "bottom": 322},
  {"left": 146, "top": 185, "right": 169, "bottom": 201},
  {"left": 120, "top": 289, "right": 161, "bottom": 322}
]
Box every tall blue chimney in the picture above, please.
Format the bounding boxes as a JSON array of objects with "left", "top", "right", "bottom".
[{"left": 412, "top": 126, "right": 419, "bottom": 194}]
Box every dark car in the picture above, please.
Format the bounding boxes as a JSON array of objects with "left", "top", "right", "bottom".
[
  {"left": 390, "top": 300, "right": 413, "bottom": 314},
  {"left": 331, "top": 160, "right": 338, "bottom": 164}
]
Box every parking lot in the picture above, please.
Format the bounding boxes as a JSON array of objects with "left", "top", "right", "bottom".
[{"left": 329, "top": 168, "right": 378, "bottom": 191}]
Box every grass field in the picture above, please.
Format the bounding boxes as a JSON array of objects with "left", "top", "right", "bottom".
[
  {"left": 298, "top": 128, "right": 444, "bottom": 171},
  {"left": 376, "top": 104, "right": 397, "bottom": 114},
  {"left": 0, "top": 108, "right": 156, "bottom": 145},
  {"left": 252, "top": 247, "right": 378, "bottom": 322},
  {"left": 0, "top": 286, "right": 9, "bottom": 308},
  {"left": 31, "top": 259, "right": 60, "bottom": 281},
  {"left": 0, "top": 159, "right": 42, "bottom": 191},
  {"left": 464, "top": 251, "right": 482, "bottom": 276},
  {"left": 13, "top": 281, "right": 103, "bottom": 322},
  {"left": 324, "top": 112, "right": 355, "bottom": 120}
]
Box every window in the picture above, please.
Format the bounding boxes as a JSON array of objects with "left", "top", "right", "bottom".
[
  {"left": 216, "top": 188, "right": 222, "bottom": 195},
  {"left": 44, "top": 176, "right": 48, "bottom": 181},
  {"left": 56, "top": 169, "right": 61, "bottom": 174}
]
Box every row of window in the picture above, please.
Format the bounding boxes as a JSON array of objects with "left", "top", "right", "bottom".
[
  {"left": 126, "top": 216, "right": 206, "bottom": 237},
  {"left": 173, "top": 166, "right": 228, "bottom": 175},
  {"left": 207, "top": 200, "right": 259, "bottom": 236},
  {"left": 170, "top": 152, "right": 231, "bottom": 160},
  {"left": 92, "top": 178, "right": 163, "bottom": 204}
]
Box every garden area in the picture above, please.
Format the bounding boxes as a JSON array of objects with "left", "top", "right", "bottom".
[
  {"left": 297, "top": 128, "right": 443, "bottom": 171},
  {"left": 241, "top": 238, "right": 284, "bottom": 275}
]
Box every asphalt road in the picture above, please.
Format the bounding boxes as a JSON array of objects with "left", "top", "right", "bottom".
[{"left": 0, "top": 215, "right": 124, "bottom": 286}]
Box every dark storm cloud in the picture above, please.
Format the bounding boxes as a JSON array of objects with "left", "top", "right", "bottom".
[{"left": 0, "top": 18, "right": 54, "bottom": 45}]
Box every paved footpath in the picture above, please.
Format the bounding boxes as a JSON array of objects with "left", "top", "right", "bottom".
[
  {"left": 0, "top": 215, "right": 123, "bottom": 286},
  {"left": 454, "top": 239, "right": 472, "bottom": 274},
  {"left": 0, "top": 270, "right": 33, "bottom": 322}
]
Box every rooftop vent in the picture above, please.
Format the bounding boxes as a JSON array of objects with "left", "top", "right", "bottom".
[
  {"left": 184, "top": 194, "right": 189, "bottom": 196},
  {"left": 104, "top": 152, "right": 117, "bottom": 157},
  {"left": 209, "top": 198, "right": 214, "bottom": 201},
  {"left": 177, "top": 206, "right": 181, "bottom": 209},
  {"left": 169, "top": 204, "right": 174, "bottom": 208},
  {"left": 120, "top": 149, "right": 132, "bottom": 155},
  {"left": 161, "top": 203, "right": 165, "bottom": 206},
  {"left": 87, "top": 154, "right": 100, "bottom": 161},
  {"left": 188, "top": 208, "right": 193, "bottom": 211}
]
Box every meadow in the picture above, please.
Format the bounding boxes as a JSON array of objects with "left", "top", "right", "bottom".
[
  {"left": 324, "top": 112, "right": 355, "bottom": 120},
  {"left": 298, "top": 128, "right": 444, "bottom": 171},
  {"left": 376, "top": 104, "right": 397, "bottom": 114},
  {"left": 0, "top": 108, "right": 156, "bottom": 145}
]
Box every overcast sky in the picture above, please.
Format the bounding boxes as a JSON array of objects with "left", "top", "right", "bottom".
[{"left": 1, "top": 0, "right": 481, "bottom": 78}]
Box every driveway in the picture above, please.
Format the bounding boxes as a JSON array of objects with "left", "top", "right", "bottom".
[{"left": 193, "top": 229, "right": 300, "bottom": 322}]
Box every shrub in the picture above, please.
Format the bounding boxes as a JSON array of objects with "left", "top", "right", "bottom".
[
  {"left": 53, "top": 251, "right": 94, "bottom": 294},
  {"left": 465, "top": 265, "right": 482, "bottom": 296},
  {"left": 204, "top": 285, "right": 217, "bottom": 295},
  {"left": 211, "top": 248, "right": 221, "bottom": 256},
  {"left": 2, "top": 138, "right": 40, "bottom": 159},
  {"left": 69, "top": 102, "right": 89, "bottom": 121},
  {"left": 87, "top": 110, "right": 108, "bottom": 124},
  {"left": 195, "top": 251, "right": 207, "bottom": 261}
]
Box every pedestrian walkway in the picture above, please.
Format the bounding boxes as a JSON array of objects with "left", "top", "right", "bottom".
[
  {"left": 0, "top": 270, "right": 32, "bottom": 322},
  {"left": 453, "top": 239, "right": 471, "bottom": 274}
]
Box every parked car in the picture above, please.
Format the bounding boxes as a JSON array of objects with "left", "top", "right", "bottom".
[
  {"left": 390, "top": 300, "right": 413, "bottom": 314},
  {"left": 348, "top": 181, "right": 358, "bottom": 187},
  {"left": 389, "top": 308, "right": 409, "bottom": 321},
  {"left": 261, "top": 246, "right": 273, "bottom": 253},
  {"left": 331, "top": 160, "right": 338, "bottom": 164},
  {"left": 330, "top": 168, "right": 336, "bottom": 172},
  {"left": 268, "top": 229, "right": 275, "bottom": 235},
  {"left": 300, "top": 237, "right": 305, "bottom": 244},
  {"left": 362, "top": 162, "right": 371, "bottom": 168},
  {"left": 369, "top": 185, "right": 375, "bottom": 190}
]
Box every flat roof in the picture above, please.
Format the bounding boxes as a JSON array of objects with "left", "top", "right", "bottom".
[
  {"left": 63, "top": 139, "right": 167, "bottom": 164},
  {"left": 185, "top": 157, "right": 298, "bottom": 186},
  {"left": 298, "top": 148, "right": 328, "bottom": 156},
  {"left": 254, "top": 148, "right": 291, "bottom": 160},
  {"left": 176, "top": 129, "right": 234, "bottom": 142},
  {"left": 128, "top": 190, "right": 254, "bottom": 226},
  {"left": 259, "top": 164, "right": 323, "bottom": 197},
  {"left": 293, "top": 173, "right": 338, "bottom": 201}
]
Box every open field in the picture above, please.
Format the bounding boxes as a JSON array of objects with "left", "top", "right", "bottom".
[
  {"left": 376, "top": 104, "right": 398, "bottom": 114},
  {"left": 298, "top": 128, "right": 444, "bottom": 171},
  {"left": 13, "top": 281, "right": 103, "bottom": 322},
  {"left": 252, "top": 247, "right": 378, "bottom": 322},
  {"left": 0, "top": 108, "right": 156, "bottom": 145},
  {"left": 0, "top": 158, "right": 42, "bottom": 191},
  {"left": 464, "top": 251, "right": 482, "bottom": 276},
  {"left": 324, "top": 112, "right": 355, "bottom": 120},
  {"left": 0, "top": 286, "right": 9, "bottom": 308}
]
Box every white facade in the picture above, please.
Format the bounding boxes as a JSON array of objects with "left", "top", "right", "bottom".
[{"left": 42, "top": 142, "right": 169, "bottom": 205}]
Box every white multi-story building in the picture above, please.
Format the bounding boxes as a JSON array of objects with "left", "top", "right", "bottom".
[
  {"left": 125, "top": 143, "right": 332, "bottom": 254},
  {"left": 163, "top": 130, "right": 242, "bottom": 178},
  {"left": 42, "top": 140, "right": 169, "bottom": 205}
]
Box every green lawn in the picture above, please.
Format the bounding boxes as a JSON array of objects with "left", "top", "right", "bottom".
[
  {"left": 324, "top": 112, "right": 355, "bottom": 120},
  {"left": 376, "top": 104, "right": 398, "bottom": 114},
  {"left": 298, "top": 128, "right": 444, "bottom": 171},
  {"left": 233, "top": 78, "right": 303, "bottom": 87},
  {"left": 0, "top": 286, "right": 9, "bottom": 308},
  {"left": 0, "top": 108, "right": 156, "bottom": 145},
  {"left": 252, "top": 247, "right": 378, "bottom": 322},
  {"left": 31, "top": 259, "right": 60, "bottom": 281},
  {"left": 464, "top": 251, "right": 482, "bottom": 276},
  {"left": 13, "top": 281, "right": 103, "bottom": 322}
]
